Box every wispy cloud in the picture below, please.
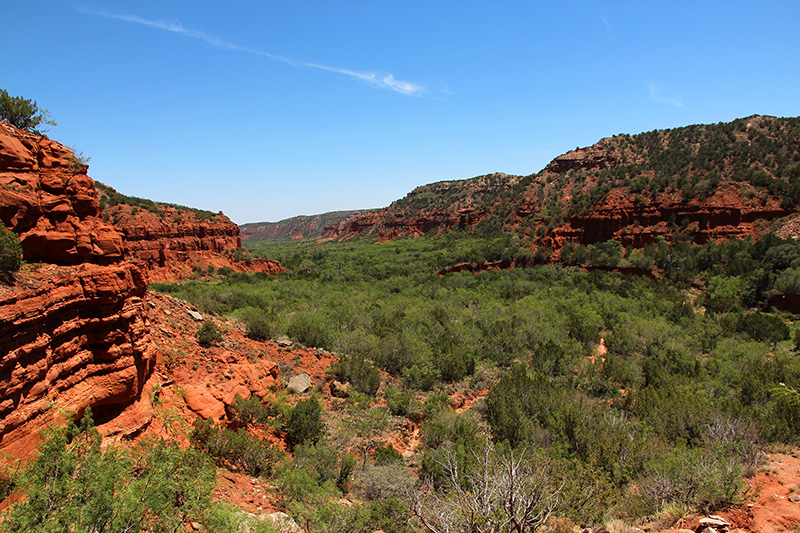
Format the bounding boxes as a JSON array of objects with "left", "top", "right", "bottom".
[
  {"left": 647, "top": 81, "right": 686, "bottom": 109},
  {"left": 77, "top": 8, "right": 426, "bottom": 96}
]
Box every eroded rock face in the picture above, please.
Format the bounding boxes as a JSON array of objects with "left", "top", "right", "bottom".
[
  {"left": 0, "top": 121, "right": 155, "bottom": 460},
  {"left": 322, "top": 173, "right": 514, "bottom": 240},
  {"left": 118, "top": 207, "right": 241, "bottom": 265},
  {"left": 0, "top": 120, "right": 284, "bottom": 461},
  {"left": 0, "top": 263, "right": 154, "bottom": 459},
  {"left": 0, "top": 121, "right": 124, "bottom": 264},
  {"left": 541, "top": 183, "right": 787, "bottom": 250},
  {"left": 99, "top": 198, "right": 285, "bottom": 282}
]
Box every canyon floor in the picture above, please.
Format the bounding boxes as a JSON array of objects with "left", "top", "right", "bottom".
[{"left": 102, "top": 286, "right": 800, "bottom": 532}]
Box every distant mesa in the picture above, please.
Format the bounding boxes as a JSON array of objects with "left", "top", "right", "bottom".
[
  {"left": 314, "top": 115, "right": 800, "bottom": 255},
  {"left": 240, "top": 210, "right": 370, "bottom": 241}
]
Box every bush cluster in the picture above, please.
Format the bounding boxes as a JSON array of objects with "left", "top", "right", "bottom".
[
  {"left": 197, "top": 320, "right": 223, "bottom": 347},
  {"left": 190, "top": 418, "right": 280, "bottom": 477},
  {"left": 0, "top": 227, "right": 22, "bottom": 282}
]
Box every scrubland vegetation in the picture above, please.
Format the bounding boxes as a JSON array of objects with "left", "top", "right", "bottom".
[
  {"left": 6, "top": 231, "right": 800, "bottom": 531},
  {"left": 140, "top": 233, "right": 800, "bottom": 530}
]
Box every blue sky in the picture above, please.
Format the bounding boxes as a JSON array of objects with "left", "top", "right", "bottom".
[{"left": 3, "top": 1, "right": 799, "bottom": 224}]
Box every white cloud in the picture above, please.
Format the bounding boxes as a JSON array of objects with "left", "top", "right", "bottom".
[
  {"left": 79, "top": 8, "right": 427, "bottom": 97},
  {"left": 647, "top": 81, "right": 686, "bottom": 109}
]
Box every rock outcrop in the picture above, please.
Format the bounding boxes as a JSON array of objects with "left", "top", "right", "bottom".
[
  {"left": 97, "top": 184, "right": 284, "bottom": 282},
  {"left": 0, "top": 263, "right": 153, "bottom": 458},
  {"left": 241, "top": 210, "right": 368, "bottom": 241},
  {"left": 324, "top": 116, "right": 800, "bottom": 255},
  {"left": 0, "top": 120, "right": 281, "bottom": 460},
  {"left": 323, "top": 173, "right": 517, "bottom": 240},
  {"left": 540, "top": 183, "right": 787, "bottom": 250},
  {"left": 0, "top": 121, "right": 123, "bottom": 264},
  {"left": 0, "top": 120, "right": 156, "bottom": 458}
]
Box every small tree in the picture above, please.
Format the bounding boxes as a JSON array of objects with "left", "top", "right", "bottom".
[
  {"left": 286, "top": 396, "right": 324, "bottom": 448},
  {"left": 0, "top": 227, "right": 22, "bottom": 282},
  {"left": 197, "top": 320, "right": 223, "bottom": 347},
  {"left": 0, "top": 409, "right": 232, "bottom": 533},
  {"left": 0, "top": 89, "right": 56, "bottom": 133},
  {"left": 410, "top": 441, "right": 563, "bottom": 533}
]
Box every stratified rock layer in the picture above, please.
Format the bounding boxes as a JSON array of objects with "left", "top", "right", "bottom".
[
  {"left": 0, "top": 121, "right": 123, "bottom": 264},
  {"left": 96, "top": 188, "right": 285, "bottom": 282},
  {"left": 0, "top": 119, "right": 284, "bottom": 461},
  {"left": 0, "top": 263, "right": 153, "bottom": 458},
  {"left": 323, "top": 173, "right": 515, "bottom": 240},
  {"left": 325, "top": 116, "right": 800, "bottom": 252}
]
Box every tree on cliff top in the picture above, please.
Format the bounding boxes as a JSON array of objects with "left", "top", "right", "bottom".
[{"left": 0, "top": 89, "right": 56, "bottom": 133}]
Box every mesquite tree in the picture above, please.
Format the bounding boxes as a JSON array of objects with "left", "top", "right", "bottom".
[{"left": 410, "top": 441, "right": 563, "bottom": 533}]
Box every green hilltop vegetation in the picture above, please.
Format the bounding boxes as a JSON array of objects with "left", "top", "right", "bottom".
[
  {"left": 95, "top": 181, "right": 221, "bottom": 221},
  {"left": 521, "top": 114, "right": 800, "bottom": 225},
  {"left": 318, "top": 115, "right": 800, "bottom": 242}
]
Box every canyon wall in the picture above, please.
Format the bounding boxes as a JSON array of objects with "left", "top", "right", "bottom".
[
  {"left": 323, "top": 173, "right": 517, "bottom": 240},
  {"left": 0, "top": 263, "right": 152, "bottom": 458},
  {"left": 324, "top": 116, "right": 800, "bottom": 253},
  {"left": 0, "top": 120, "right": 281, "bottom": 458},
  {"left": 0, "top": 121, "right": 153, "bottom": 458},
  {"left": 241, "top": 210, "right": 368, "bottom": 241},
  {"left": 98, "top": 186, "right": 284, "bottom": 282}
]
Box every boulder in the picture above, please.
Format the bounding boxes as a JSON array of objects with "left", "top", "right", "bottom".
[{"left": 287, "top": 372, "right": 312, "bottom": 394}]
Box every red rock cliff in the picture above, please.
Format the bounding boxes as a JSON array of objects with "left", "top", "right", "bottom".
[
  {"left": 323, "top": 173, "right": 518, "bottom": 240},
  {"left": 0, "top": 263, "right": 153, "bottom": 459},
  {"left": 0, "top": 121, "right": 123, "bottom": 264},
  {"left": 97, "top": 185, "right": 284, "bottom": 282},
  {"left": 0, "top": 120, "right": 154, "bottom": 459},
  {"left": 0, "top": 120, "right": 282, "bottom": 459}
]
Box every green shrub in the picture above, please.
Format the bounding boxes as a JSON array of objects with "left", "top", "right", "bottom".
[
  {"left": 353, "top": 464, "right": 411, "bottom": 501},
  {"left": 366, "top": 498, "right": 413, "bottom": 533},
  {"left": 190, "top": 418, "right": 281, "bottom": 477},
  {"left": 287, "top": 313, "right": 329, "bottom": 348},
  {"left": 242, "top": 307, "right": 276, "bottom": 341},
  {"left": 384, "top": 386, "right": 422, "bottom": 419},
  {"left": 373, "top": 444, "right": 403, "bottom": 466},
  {"left": 1, "top": 410, "right": 230, "bottom": 533},
  {"left": 634, "top": 445, "right": 744, "bottom": 514},
  {"left": 291, "top": 443, "right": 356, "bottom": 494},
  {"left": 775, "top": 267, "right": 800, "bottom": 294},
  {"left": 228, "top": 394, "right": 273, "bottom": 427},
  {"left": 402, "top": 359, "right": 441, "bottom": 391},
  {"left": 286, "top": 396, "right": 324, "bottom": 447},
  {"left": 0, "top": 227, "right": 22, "bottom": 281},
  {"left": 735, "top": 312, "right": 790, "bottom": 347},
  {"left": 703, "top": 275, "right": 742, "bottom": 314},
  {"left": 197, "top": 320, "right": 223, "bottom": 347},
  {"left": 329, "top": 354, "right": 381, "bottom": 396},
  {"left": 0, "top": 89, "right": 56, "bottom": 133}
]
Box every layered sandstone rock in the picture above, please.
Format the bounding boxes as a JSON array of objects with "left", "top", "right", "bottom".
[
  {"left": 0, "top": 121, "right": 154, "bottom": 459},
  {"left": 541, "top": 183, "right": 787, "bottom": 250},
  {"left": 117, "top": 206, "right": 240, "bottom": 263},
  {"left": 323, "top": 173, "right": 514, "bottom": 240},
  {"left": 0, "top": 120, "right": 283, "bottom": 461},
  {"left": 240, "top": 210, "right": 367, "bottom": 241},
  {"left": 0, "top": 121, "right": 124, "bottom": 264},
  {"left": 325, "top": 116, "right": 800, "bottom": 255},
  {"left": 97, "top": 190, "right": 285, "bottom": 282},
  {"left": 0, "top": 263, "right": 153, "bottom": 458}
]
